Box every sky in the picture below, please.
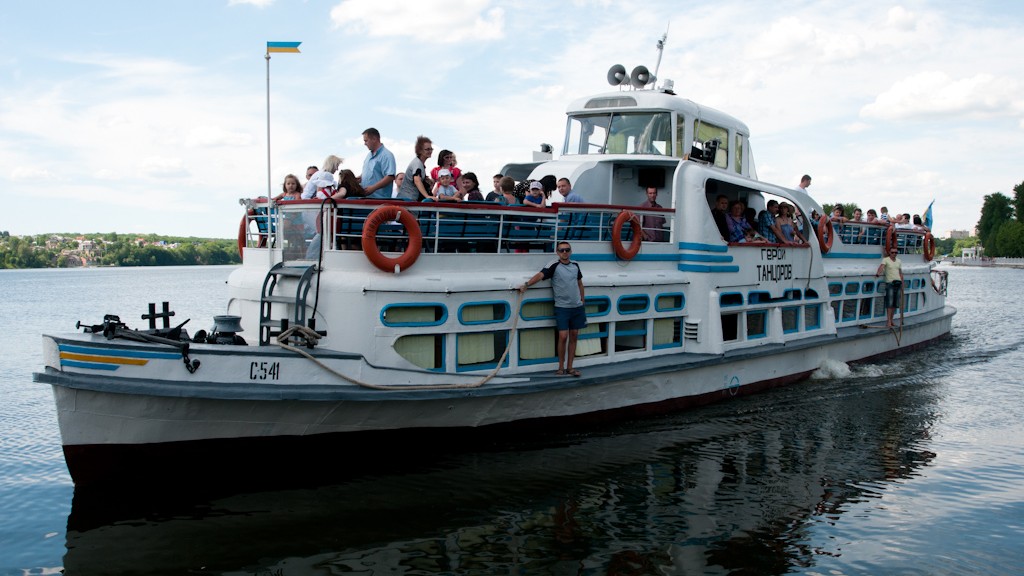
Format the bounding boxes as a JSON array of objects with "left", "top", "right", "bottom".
[{"left": 2, "top": 0, "right": 1022, "bottom": 239}]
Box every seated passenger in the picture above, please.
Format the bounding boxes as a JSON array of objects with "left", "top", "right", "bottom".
[
  {"left": 712, "top": 194, "right": 730, "bottom": 240},
  {"left": 303, "top": 155, "right": 343, "bottom": 199},
  {"left": 639, "top": 186, "right": 667, "bottom": 241},
  {"left": 850, "top": 208, "right": 865, "bottom": 243},
  {"left": 498, "top": 176, "right": 517, "bottom": 205},
  {"left": 757, "top": 200, "right": 783, "bottom": 243},
  {"left": 460, "top": 172, "right": 485, "bottom": 201},
  {"left": 726, "top": 200, "right": 752, "bottom": 242},
  {"left": 913, "top": 214, "right": 930, "bottom": 232},
  {"left": 742, "top": 228, "right": 768, "bottom": 243},
  {"left": 431, "top": 169, "right": 460, "bottom": 201},
  {"left": 776, "top": 203, "right": 806, "bottom": 244},
  {"left": 523, "top": 180, "right": 546, "bottom": 207}
]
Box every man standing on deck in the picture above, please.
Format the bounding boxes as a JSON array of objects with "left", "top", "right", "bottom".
[
  {"left": 796, "top": 174, "right": 812, "bottom": 193},
  {"left": 359, "top": 127, "right": 397, "bottom": 199},
  {"left": 520, "top": 242, "right": 586, "bottom": 377},
  {"left": 639, "top": 186, "right": 667, "bottom": 241},
  {"left": 875, "top": 247, "right": 904, "bottom": 328}
]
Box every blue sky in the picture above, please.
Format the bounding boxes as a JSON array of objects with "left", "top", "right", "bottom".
[{"left": 2, "top": 0, "right": 1022, "bottom": 238}]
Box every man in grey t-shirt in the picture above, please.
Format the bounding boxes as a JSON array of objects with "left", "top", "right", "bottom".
[{"left": 519, "top": 241, "right": 586, "bottom": 377}]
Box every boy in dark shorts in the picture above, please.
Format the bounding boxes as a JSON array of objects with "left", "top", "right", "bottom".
[{"left": 519, "top": 241, "right": 586, "bottom": 376}]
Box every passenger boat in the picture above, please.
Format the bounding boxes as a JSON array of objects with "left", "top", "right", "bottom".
[{"left": 35, "top": 66, "right": 955, "bottom": 486}]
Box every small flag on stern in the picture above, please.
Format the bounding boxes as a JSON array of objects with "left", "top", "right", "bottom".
[
  {"left": 267, "top": 41, "right": 301, "bottom": 54},
  {"left": 923, "top": 200, "right": 934, "bottom": 229}
]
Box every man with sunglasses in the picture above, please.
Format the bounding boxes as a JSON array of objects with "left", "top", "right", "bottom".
[{"left": 520, "top": 242, "right": 586, "bottom": 377}]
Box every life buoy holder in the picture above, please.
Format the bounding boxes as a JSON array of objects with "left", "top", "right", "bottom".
[
  {"left": 816, "top": 215, "right": 834, "bottom": 254},
  {"left": 611, "top": 211, "right": 642, "bottom": 260},
  {"left": 362, "top": 205, "right": 422, "bottom": 273},
  {"left": 884, "top": 225, "right": 896, "bottom": 255},
  {"left": 922, "top": 233, "right": 935, "bottom": 261}
]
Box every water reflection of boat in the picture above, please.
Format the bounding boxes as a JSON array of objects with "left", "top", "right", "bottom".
[
  {"left": 63, "top": 372, "right": 938, "bottom": 575},
  {"left": 36, "top": 63, "right": 953, "bottom": 486}
]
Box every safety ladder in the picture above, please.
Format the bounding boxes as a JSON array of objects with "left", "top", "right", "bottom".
[{"left": 259, "top": 262, "right": 317, "bottom": 345}]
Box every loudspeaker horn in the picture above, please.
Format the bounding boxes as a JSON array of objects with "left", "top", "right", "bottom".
[
  {"left": 607, "top": 64, "right": 629, "bottom": 86},
  {"left": 630, "top": 65, "right": 652, "bottom": 88}
]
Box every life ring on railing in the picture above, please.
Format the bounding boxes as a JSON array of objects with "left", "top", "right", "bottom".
[
  {"left": 362, "top": 205, "right": 422, "bottom": 273},
  {"left": 922, "top": 233, "right": 935, "bottom": 261},
  {"left": 884, "top": 225, "right": 896, "bottom": 255},
  {"left": 816, "top": 215, "right": 834, "bottom": 254},
  {"left": 237, "top": 214, "right": 247, "bottom": 258},
  {"left": 611, "top": 210, "right": 642, "bottom": 260}
]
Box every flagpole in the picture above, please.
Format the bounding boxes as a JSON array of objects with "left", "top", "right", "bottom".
[{"left": 266, "top": 51, "right": 272, "bottom": 200}]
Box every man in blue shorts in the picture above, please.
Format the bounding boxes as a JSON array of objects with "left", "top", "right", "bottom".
[{"left": 520, "top": 241, "right": 586, "bottom": 376}]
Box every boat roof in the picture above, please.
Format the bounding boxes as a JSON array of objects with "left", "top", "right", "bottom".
[{"left": 566, "top": 89, "right": 751, "bottom": 136}]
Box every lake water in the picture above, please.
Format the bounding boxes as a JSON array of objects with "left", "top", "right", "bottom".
[{"left": 1, "top": 264, "right": 1022, "bottom": 575}]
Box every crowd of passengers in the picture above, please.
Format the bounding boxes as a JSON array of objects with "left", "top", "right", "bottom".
[{"left": 273, "top": 132, "right": 588, "bottom": 209}]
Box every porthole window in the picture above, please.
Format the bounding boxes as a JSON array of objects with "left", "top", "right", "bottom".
[
  {"left": 617, "top": 295, "right": 650, "bottom": 315},
  {"left": 382, "top": 304, "right": 447, "bottom": 327},
  {"left": 458, "top": 302, "right": 510, "bottom": 325}
]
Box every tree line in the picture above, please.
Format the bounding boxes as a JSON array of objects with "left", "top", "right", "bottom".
[
  {"left": 0, "top": 232, "right": 241, "bottom": 269},
  {"left": 976, "top": 181, "right": 1024, "bottom": 257}
]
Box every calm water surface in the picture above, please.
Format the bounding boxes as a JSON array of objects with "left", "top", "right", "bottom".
[{"left": 1, "top": 264, "right": 1021, "bottom": 575}]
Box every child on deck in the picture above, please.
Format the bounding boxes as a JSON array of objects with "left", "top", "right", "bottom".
[{"left": 431, "top": 169, "right": 460, "bottom": 202}]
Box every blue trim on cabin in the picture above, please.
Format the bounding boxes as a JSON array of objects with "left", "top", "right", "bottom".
[
  {"left": 678, "top": 253, "right": 734, "bottom": 263},
  {"left": 678, "top": 242, "right": 729, "bottom": 253},
  {"left": 678, "top": 264, "right": 741, "bottom": 273},
  {"left": 585, "top": 296, "right": 611, "bottom": 317}
]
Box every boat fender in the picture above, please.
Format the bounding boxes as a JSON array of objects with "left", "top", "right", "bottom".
[
  {"left": 816, "top": 215, "right": 834, "bottom": 254},
  {"left": 611, "top": 210, "right": 642, "bottom": 260},
  {"left": 922, "top": 233, "right": 935, "bottom": 261},
  {"left": 362, "top": 205, "right": 423, "bottom": 273}
]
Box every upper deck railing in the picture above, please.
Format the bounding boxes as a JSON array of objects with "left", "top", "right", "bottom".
[{"left": 241, "top": 199, "right": 675, "bottom": 258}]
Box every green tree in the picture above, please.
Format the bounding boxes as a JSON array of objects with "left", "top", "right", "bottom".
[
  {"left": 951, "top": 236, "right": 979, "bottom": 257},
  {"left": 994, "top": 221, "right": 1024, "bottom": 258},
  {"left": 1014, "top": 181, "right": 1024, "bottom": 224},
  {"left": 976, "top": 193, "right": 1014, "bottom": 256}
]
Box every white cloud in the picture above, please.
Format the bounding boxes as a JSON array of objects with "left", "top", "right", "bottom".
[
  {"left": 140, "top": 157, "right": 189, "bottom": 178},
  {"left": 861, "top": 71, "right": 1022, "bottom": 120},
  {"left": 886, "top": 6, "right": 917, "bottom": 31},
  {"left": 185, "top": 126, "right": 256, "bottom": 148},
  {"left": 228, "top": 0, "right": 274, "bottom": 6},
  {"left": 330, "top": 0, "right": 505, "bottom": 43}
]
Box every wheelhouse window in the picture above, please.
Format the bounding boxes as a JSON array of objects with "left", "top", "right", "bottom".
[
  {"left": 565, "top": 112, "right": 673, "bottom": 156},
  {"left": 693, "top": 121, "right": 729, "bottom": 169}
]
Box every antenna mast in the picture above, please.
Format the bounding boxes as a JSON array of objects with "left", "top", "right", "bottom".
[{"left": 653, "top": 24, "right": 669, "bottom": 81}]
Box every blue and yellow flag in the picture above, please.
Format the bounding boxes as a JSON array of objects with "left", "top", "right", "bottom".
[
  {"left": 923, "top": 200, "right": 934, "bottom": 229},
  {"left": 267, "top": 41, "right": 301, "bottom": 54}
]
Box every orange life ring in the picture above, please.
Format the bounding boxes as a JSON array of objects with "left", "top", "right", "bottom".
[
  {"left": 362, "top": 205, "right": 422, "bottom": 273},
  {"left": 884, "top": 226, "right": 896, "bottom": 255},
  {"left": 237, "top": 214, "right": 247, "bottom": 258},
  {"left": 816, "top": 215, "right": 834, "bottom": 254},
  {"left": 922, "top": 233, "right": 935, "bottom": 261},
  {"left": 611, "top": 211, "right": 642, "bottom": 260}
]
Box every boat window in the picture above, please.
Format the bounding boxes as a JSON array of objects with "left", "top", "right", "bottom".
[
  {"left": 874, "top": 296, "right": 886, "bottom": 317},
  {"left": 693, "top": 120, "right": 729, "bottom": 169},
  {"left": 458, "top": 302, "right": 510, "bottom": 325},
  {"left": 749, "top": 291, "right": 771, "bottom": 304},
  {"left": 675, "top": 113, "right": 687, "bottom": 159},
  {"left": 862, "top": 281, "right": 875, "bottom": 293},
  {"left": 457, "top": 331, "right": 509, "bottom": 371},
  {"left": 842, "top": 300, "right": 857, "bottom": 322},
  {"left": 845, "top": 282, "right": 860, "bottom": 295},
  {"left": 565, "top": 112, "right": 672, "bottom": 155},
  {"left": 720, "top": 293, "right": 743, "bottom": 307},
  {"left": 859, "top": 298, "right": 873, "bottom": 319},
  {"left": 518, "top": 327, "right": 557, "bottom": 364},
  {"left": 831, "top": 300, "right": 841, "bottom": 322},
  {"left": 747, "top": 311, "right": 768, "bottom": 339},
  {"left": 578, "top": 322, "right": 608, "bottom": 357},
  {"left": 617, "top": 295, "right": 650, "bottom": 315},
  {"left": 805, "top": 304, "right": 822, "bottom": 330},
  {"left": 395, "top": 334, "right": 444, "bottom": 371},
  {"left": 653, "top": 317, "right": 683, "bottom": 349},
  {"left": 784, "top": 289, "right": 802, "bottom": 301},
  {"left": 721, "top": 312, "right": 739, "bottom": 341},
  {"left": 734, "top": 133, "right": 744, "bottom": 174},
  {"left": 828, "top": 283, "right": 843, "bottom": 296},
  {"left": 381, "top": 304, "right": 447, "bottom": 327},
  {"left": 521, "top": 299, "right": 555, "bottom": 320},
  {"left": 614, "top": 319, "right": 647, "bottom": 352},
  {"left": 655, "top": 293, "right": 685, "bottom": 312},
  {"left": 782, "top": 306, "right": 800, "bottom": 333},
  {"left": 805, "top": 289, "right": 819, "bottom": 299},
  {"left": 585, "top": 296, "right": 611, "bottom": 317}
]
